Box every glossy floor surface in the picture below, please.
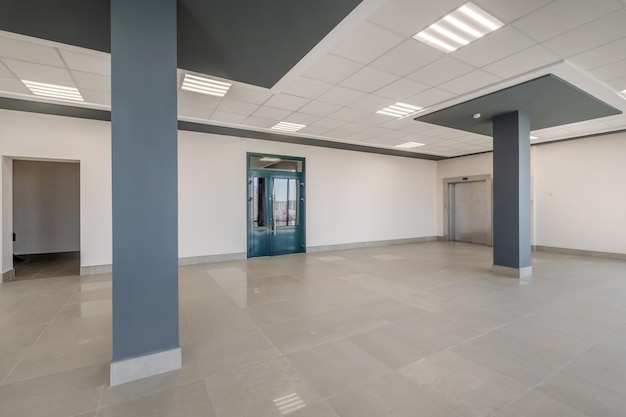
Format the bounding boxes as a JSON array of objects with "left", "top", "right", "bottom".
[
  {"left": 1, "top": 242, "right": 626, "bottom": 417},
  {"left": 13, "top": 252, "right": 80, "bottom": 281}
]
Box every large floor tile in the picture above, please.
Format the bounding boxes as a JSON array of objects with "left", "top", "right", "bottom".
[
  {"left": 205, "top": 357, "right": 322, "bottom": 417},
  {"left": 399, "top": 351, "right": 528, "bottom": 417},
  {"left": 493, "top": 390, "right": 588, "bottom": 417},
  {"left": 395, "top": 313, "right": 483, "bottom": 348},
  {"left": 286, "top": 338, "right": 391, "bottom": 398},
  {"left": 329, "top": 373, "right": 462, "bottom": 417},
  {"left": 0, "top": 364, "right": 105, "bottom": 417},
  {"left": 260, "top": 306, "right": 386, "bottom": 354},
  {"left": 349, "top": 324, "right": 441, "bottom": 369},
  {"left": 97, "top": 380, "right": 215, "bottom": 417},
  {"left": 0, "top": 324, "right": 47, "bottom": 350}
]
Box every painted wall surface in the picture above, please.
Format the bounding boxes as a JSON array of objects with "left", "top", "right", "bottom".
[
  {"left": 435, "top": 153, "right": 493, "bottom": 237},
  {"left": 0, "top": 109, "right": 112, "bottom": 270},
  {"left": 13, "top": 160, "right": 80, "bottom": 255},
  {"left": 1, "top": 110, "right": 438, "bottom": 271},
  {"left": 534, "top": 133, "right": 626, "bottom": 254},
  {"left": 178, "top": 131, "right": 438, "bottom": 256}
]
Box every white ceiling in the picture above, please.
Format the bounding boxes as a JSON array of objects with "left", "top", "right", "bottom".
[{"left": 1, "top": 0, "right": 626, "bottom": 158}]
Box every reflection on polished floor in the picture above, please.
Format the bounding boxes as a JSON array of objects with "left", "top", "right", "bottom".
[{"left": 1, "top": 241, "right": 626, "bottom": 417}]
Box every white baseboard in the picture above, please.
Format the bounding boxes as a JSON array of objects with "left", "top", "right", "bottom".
[
  {"left": 307, "top": 236, "right": 438, "bottom": 253},
  {"left": 492, "top": 264, "right": 533, "bottom": 278},
  {"left": 110, "top": 347, "right": 181, "bottom": 386}
]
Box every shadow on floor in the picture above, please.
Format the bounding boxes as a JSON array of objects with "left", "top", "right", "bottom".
[{"left": 13, "top": 251, "right": 80, "bottom": 281}]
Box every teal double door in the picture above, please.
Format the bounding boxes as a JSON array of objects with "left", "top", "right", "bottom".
[{"left": 247, "top": 157, "right": 305, "bottom": 257}]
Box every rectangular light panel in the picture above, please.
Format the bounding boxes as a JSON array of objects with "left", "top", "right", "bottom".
[
  {"left": 376, "top": 102, "right": 423, "bottom": 118},
  {"left": 21, "top": 80, "right": 84, "bottom": 102},
  {"left": 271, "top": 121, "right": 306, "bottom": 133},
  {"left": 619, "top": 89, "right": 626, "bottom": 99},
  {"left": 395, "top": 141, "right": 425, "bottom": 149},
  {"left": 182, "top": 74, "right": 232, "bottom": 97},
  {"left": 413, "top": 2, "right": 504, "bottom": 53}
]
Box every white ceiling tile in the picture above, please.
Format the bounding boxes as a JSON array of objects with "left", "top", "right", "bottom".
[
  {"left": 311, "top": 118, "right": 347, "bottom": 129},
  {"left": 2, "top": 58, "right": 75, "bottom": 86},
  {"left": 378, "top": 129, "right": 409, "bottom": 140},
  {"left": 178, "top": 104, "right": 210, "bottom": 119},
  {"left": 59, "top": 49, "right": 110, "bottom": 76},
  {"left": 345, "top": 132, "right": 373, "bottom": 142},
  {"left": 374, "top": 78, "right": 429, "bottom": 101},
  {"left": 436, "top": 130, "right": 468, "bottom": 140},
  {"left": 81, "top": 89, "right": 110, "bottom": 106},
  {"left": 348, "top": 94, "right": 395, "bottom": 113},
  {"left": 512, "top": 0, "right": 623, "bottom": 42},
  {"left": 564, "top": 120, "right": 611, "bottom": 133},
  {"left": 451, "top": 27, "right": 536, "bottom": 68},
  {"left": 355, "top": 113, "right": 397, "bottom": 127},
  {"left": 606, "top": 74, "right": 626, "bottom": 90},
  {"left": 370, "top": 40, "right": 444, "bottom": 76},
  {"left": 282, "top": 76, "right": 332, "bottom": 99},
  {"left": 217, "top": 99, "right": 260, "bottom": 116},
  {"left": 243, "top": 116, "right": 276, "bottom": 129},
  {"left": 361, "top": 126, "right": 395, "bottom": 137},
  {"left": 368, "top": 0, "right": 462, "bottom": 38},
  {"left": 439, "top": 70, "right": 501, "bottom": 94},
  {"left": 331, "top": 21, "right": 404, "bottom": 64},
  {"left": 299, "top": 126, "right": 330, "bottom": 136},
  {"left": 568, "top": 37, "right": 626, "bottom": 70},
  {"left": 0, "top": 37, "right": 64, "bottom": 67},
  {"left": 483, "top": 45, "right": 559, "bottom": 79},
  {"left": 72, "top": 71, "right": 110, "bottom": 92},
  {"left": 283, "top": 112, "right": 320, "bottom": 126},
  {"left": 328, "top": 107, "right": 369, "bottom": 122},
  {"left": 400, "top": 120, "right": 443, "bottom": 133},
  {"left": 224, "top": 85, "right": 273, "bottom": 105},
  {"left": 533, "top": 126, "right": 574, "bottom": 138},
  {"left": 298, "top": 100, "right": 343, "bottom": 117},
  {"left": 407, "top": 57, "right": 474, "bottom": 86},
  {"left": 326, "top": 129, "right": 354, "bottom": 139},
  {"left": 475, "top": 0, "right": 554, "bottom": 22},
  {"left": 542, "top": 8, "right": 626, "bottom": 58},
  {"left": 251, "top": 106, "right": 292, "bottom": 121},
  {"left": 209, "top": 111, "right": 248, "bottom": 124},
  {"left": 0, "top": 60, "right": 13, "bottom": 77},
  {"left": 178, "top": 90, "right": 222, "bottom": 109},
  {"left": 339, "top": 122, "right": 368, "bottom": 133},
  {"left": 302, "top": 53, "right": 363, "bottom": 83},
  {"left": 263, "top": 93, "right": 309, "bottom": 111},
  {"left": 405, "top": 88, "right": 456, "bottom": 107},
  {"left": 0, "top": 76, "right": 30, "bottom": 94},
  {"left": 341, "top": 67, "right": 398, "bottom": 93},
  {"left": 590, "top": 58, "right": 626, "bottom": 81},
  {"left": 317, "top": 86, "right": 367, "bottom": 106}
]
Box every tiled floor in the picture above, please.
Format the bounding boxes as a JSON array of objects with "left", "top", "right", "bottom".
[
  {"left": 1, "top": 241, "right": 626, "bottom": 417},
  {"left": 13, "top": 252, "right": 80, "bottom": 281}
]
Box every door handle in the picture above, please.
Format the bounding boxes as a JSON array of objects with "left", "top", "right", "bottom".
[{"left": 272, "top": 195, "right": 277, "bottom": 236}]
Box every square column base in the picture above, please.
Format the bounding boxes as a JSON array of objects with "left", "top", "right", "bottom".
[
  {"left": 492, "top": 265, "right": 533, "bottom": 279},
  {"left": 110, "top": 347, "right": 181, "bottom": 386}
]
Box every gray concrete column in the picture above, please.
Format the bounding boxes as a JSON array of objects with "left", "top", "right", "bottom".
[
  {"left": 110, "top": 0, "right": 180, "bottom": 385},
  {"left": 492, "top": 110, "right": 532, "bottom": 278}
]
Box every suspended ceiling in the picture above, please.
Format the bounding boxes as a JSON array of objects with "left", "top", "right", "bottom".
[{"left": 1, "top": 0, "right": 626, "bottom": 159}]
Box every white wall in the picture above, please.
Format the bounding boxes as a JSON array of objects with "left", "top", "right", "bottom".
[
  {"left": 13, "top": 160, "right": 80, "bottom": 255},
  {"left": 1, "top": 109, "right": 438, "bottom": 272},
  {"left": 534, "top": 132, "right": 626, "bottom": 254},
  {"left": 178, "top": 131, "right": 438, "bottom": 256},
  {"left": 0, "top": 109, "right": 112, "bottom": 272},
  {"left": 435, "top": 153, "right": 493, "bottom": 237}
]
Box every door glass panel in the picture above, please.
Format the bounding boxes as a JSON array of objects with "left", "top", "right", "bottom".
[
  {"left": 273, "top": 178, "right": 299, "bottom": 227},
  {"left": 252, "top": 177, "right": 267, "bottom": 227}
]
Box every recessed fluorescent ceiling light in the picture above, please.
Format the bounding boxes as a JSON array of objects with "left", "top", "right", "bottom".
[
  {"left": 413, "top": 2, "right": 504, "bottom": 53},
  {"left": 271, "top": 121, "right": 306, "bottom": 133},
  {"left": 395, "top": 141, "right": 425, "bottom": 149},
  {"left": 182, "top": 74, "right": 232, "bottom": 97},
  {"left": 619, "top": 89, "right": 626, "bottom": 99},
  {"left": 530, "top": 135, "right": 538, "bottom": 140},
  {"left": 21, "top": 80, "right": 84, "bottom": 102},
  {"left": 377, "top": 102, "right": 423, "bottom": 118}
]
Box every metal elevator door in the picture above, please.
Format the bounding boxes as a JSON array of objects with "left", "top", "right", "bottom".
[{"left": 451, "top": 181, "right": 491, "bottom": 246}]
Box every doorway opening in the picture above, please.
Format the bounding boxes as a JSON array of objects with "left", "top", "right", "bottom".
[
  {"left": 444, "top": 175, "right": 492, "bottom": 246},
  {"left": 12, "top": 159, "right": 80, "bottom": 280},
  {"left": 247, "top": 154, "right": 305, "bottom": 258}
]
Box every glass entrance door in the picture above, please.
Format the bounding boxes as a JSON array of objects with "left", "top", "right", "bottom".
[{"left": 247, "top": 155, "right": 305, "bottom": 257}]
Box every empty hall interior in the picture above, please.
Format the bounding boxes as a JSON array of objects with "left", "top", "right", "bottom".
[{"left": 1, "top": 0, "right": 626, "bottom": 416}]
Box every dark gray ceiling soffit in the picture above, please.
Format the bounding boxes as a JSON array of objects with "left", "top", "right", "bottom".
[
  {"left": 0, "top": 0, "right": 362, "bottom": 88},
  {"left": 0, "top": 97, "right": 444, "bottom": 161},
  {"left": 415, "top": 74, "right": 622, "bottom": 136}
]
